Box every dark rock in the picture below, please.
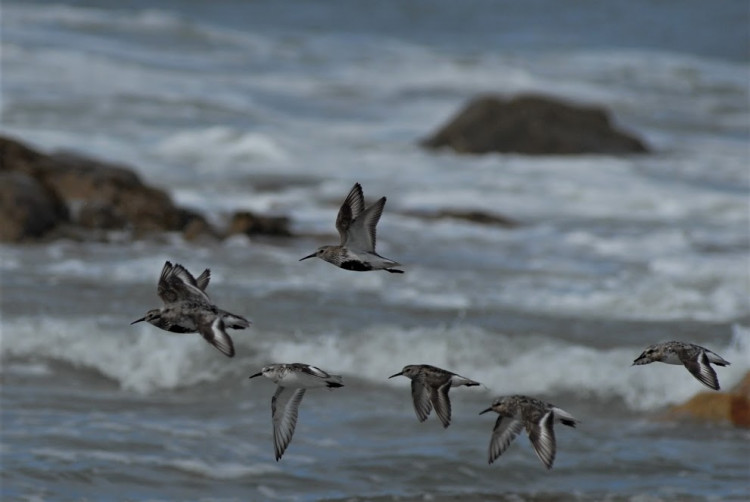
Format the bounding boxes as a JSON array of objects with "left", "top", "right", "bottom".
[
  {"left": 77, "top": 201, "right": 128, "bottom": 230},
  {"left": 404, "top": 209, "right": 518, "bottom": 228},
  {"left": 0, "top": 171, "right": 69, "bottom": 242},
  {"left": 421, "top": 94, "right": 649, "bottom": 155},
  {"left": 179, "top": 208, "right": 218, "bottom": 241},
  {"left": 1, "top": 136, "right": 186, "bottom": 236},
  {"left": 228, "top": 211, "right": 291, "bottom": 237},
  {"left": 39, "top": 152, "right": 186, "bottom": 233},
  {"left": 1, "top": 135, "right": 296, "bottom": 242}
]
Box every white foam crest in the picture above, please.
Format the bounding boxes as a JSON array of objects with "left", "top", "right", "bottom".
[
  {"left": 154, "top": 127, "right": 289, "bottom": 170},
  {"left": 1, "top": 317, "right": 236, "bottom": 394},
  {"left": 167, "top": 458, "right": 280, "bottom": 479},
  {"left": 487, "top": 251, "right": 749, "bottom": 322},
  {"left": 257, "top": 324, "right": 749, "bottom": 411},
  {"left": 5, "top": 4, "right": 179, "bottom": 32},
  {"left": 31, "top": 448, "right": 279, "bottom": 479}
]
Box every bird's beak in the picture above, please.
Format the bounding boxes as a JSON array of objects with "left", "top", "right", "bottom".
[
  {"left": 299, "top": 252, "right": 317, "bottom": 261},
  {"left": 479, "top": 407, "right": 493, "bottom": 415},
  {"left": 388, "top": 372, "right": 403, "bottom": 379},
  {"left": 249, "top": 372, "right": 263, "bottom": 379},
  {"left": 131, "top": 317, "right": 145, "bottom": 325}
]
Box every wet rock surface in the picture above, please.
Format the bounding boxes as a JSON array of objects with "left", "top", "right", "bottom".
[
  {"left": 665, "top": 371, "right": 750, "bottom": 428},
  {"left": 0, "top": 135, "right": 292, "bottom": 243},
  {"left": 421, "top": 94, "right": 649, "bottom": 155}
]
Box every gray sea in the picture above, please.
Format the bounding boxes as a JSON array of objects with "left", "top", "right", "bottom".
[{"left": 1, "top": 0, "right": 749, "bottom": 500}]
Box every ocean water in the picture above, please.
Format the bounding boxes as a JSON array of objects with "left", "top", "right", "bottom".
[{"left": 1, "top": 0, "right": 749, "bottom": 500}]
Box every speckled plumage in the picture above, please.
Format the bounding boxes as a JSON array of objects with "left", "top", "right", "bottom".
[
  {"left": 250, "top": 363, "right": 344, "bottom": 461},
  {"left": 632, "top": 341, "right": 730, "bottom": 390},
  {"left": 480, "top": 395, "right": 577, "bottom": 470},
  {"left": 389, "top": 364, "right": 480, "bottom": 428},
  {"left": 300, "top": 183, "right": 403, "bottom": 273},
  {"left": 131, "top": 261, "right": 251, "bottom": 357}
]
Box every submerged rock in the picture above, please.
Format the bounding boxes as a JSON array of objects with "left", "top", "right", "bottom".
[{"left": 421, "top": 94, "right": 649, "bottom": 155}]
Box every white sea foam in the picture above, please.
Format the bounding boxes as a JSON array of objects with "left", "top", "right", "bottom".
[
  {"left": 155, "top": 127, "right": 289, "bottom": 168},
  {"left": 30, "top": 447, "right": 279, "bottom": 479},
  {"left": 4, "top": 315, "right": 746, "bottom": 410},
  {"left": 167, "top": 458, "right": 281, "bottom": 479},
  {"left": 1, "top": 316, "right": 238, "bottom": 394},
  {"left": 257, "top": 324, "right": 750, "bottom": 412}
]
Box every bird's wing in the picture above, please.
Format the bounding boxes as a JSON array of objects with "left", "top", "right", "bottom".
[
  {"left": 158, "top": 262, "right": 210, "bottom": 303},
  {"left": 683, "top": 351, "right": 720, "bottom": 390},
  {"left": 410, "top": 379, "right": 433, "bottom": 422},
  {"left": 271, "top": 387, "right": 307, "bottom": 461},
  {"left": 347, "top": 197, "right": 385, "bottom": 252},
  {"left": 198, "top": 318, "right": 235, "bottom": 358},
  {"left": 170, "top": 263, "right": 211, "bottom": 301},
  {"left": 336, "top": 183, "right": 365, "bottom": 245},
  {"left": 488, "top": 416, "right": 524, "bottom": 464},
  {"left": 195, "top": 268, "right": 211, "bottom": 291},
  {"left": 431, "top": 382, "right": 452, "bottom": 428},
  {"left": 157, "top": 261, "right": 178, "bottom": 303},
  {"left": 526, "top": 410, "right": 557, "bottom": 469}
]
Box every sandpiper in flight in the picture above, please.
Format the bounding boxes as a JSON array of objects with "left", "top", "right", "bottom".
[
  {"left": 389, "top": 364, "right": 480, "bottom": 428},
  {"left": 249, "top": 363, "right": 344, "bottom": 461},
  {"left": 632, "top": 341, "right": 731, "bottom": 390},
  {"left": 300, "top": 182, "right": 403, "bottom": 273},
  {"left": 131, "top": 261, "right": 251, "bottom": 357},
  {"left": 479, "top": 395, "right": 578, "bottom": 470}
]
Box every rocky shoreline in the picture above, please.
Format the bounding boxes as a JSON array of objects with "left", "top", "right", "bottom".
[{"left": 0, "top": 135, "right": 291, "bottom": 243}]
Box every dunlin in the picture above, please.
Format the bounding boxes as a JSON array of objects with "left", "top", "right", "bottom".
[
  {"left": 632, "top": 341, "right": 730, "bottom": 390},
  {"left": 389, "top": 364, "right": 480, "bottom": 428},
  {"left": 300, "top": 183, "right": 403, "bottom": 273},
  {"left": 131, "top": 261, "right": 251, "bottom": 357},
  {"left": 480, "top": 395, "right": 577, "bottom": 470},
  {"left": 250, "top": 363, "right": 344, "bottom": 461}
]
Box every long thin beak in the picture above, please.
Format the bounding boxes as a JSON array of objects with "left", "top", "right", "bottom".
[
  {"left": 299, "top": 252, "right": 317, "bottom": 261},
  {"left": 131, "top": 317, "right": 145, "bottom": 325},
  {"left": 479, "top": 407, "right": 493, "bottom": 415},
  {"left": 388, "top": 372, "right": 403, "bottom": 379},
  {"left": 249, "top": 372, "right": 263, "bottom": 379}
]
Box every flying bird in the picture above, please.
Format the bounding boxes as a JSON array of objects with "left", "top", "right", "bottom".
[
  {"left": 131, "top": 261, "right": 251, "bottom": 357},
  {"left": 480, "top": 395, "right": 578, "bottom": 470},
  {"left": 389, "top": 364, "right": 480, "bottom": 427},
  {"left": 250, "top": 363, "right": 344, "bottom": 461},
  {"left": 632, "top": 341, "right": 730, "bottom": 390},
  {"left": 300, "top": 182, "right": 403, "bottom": 273}
]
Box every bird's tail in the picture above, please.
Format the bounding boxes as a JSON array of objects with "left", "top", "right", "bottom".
[{"left": 222, "top": 312, "right": 252, "bottom": 330}]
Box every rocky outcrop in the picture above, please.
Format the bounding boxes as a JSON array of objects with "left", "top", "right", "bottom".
[
  {"left": 0, "top": 135, "right": 291, "bottom": 242},
  {"left": 227, "top": 211, "right": 292, "bottom": 237},
  {"left": 0, "top": 171, "right": 69, "bottom": 242},
  {"left": 665, "top": 371, "right": 750, "bottom": 428},
  {"left": 421, "top": 94, "right": 649, "bottom": 155},
  {"left": 404, "top": 209, "right": 518, "bottom": 228}
]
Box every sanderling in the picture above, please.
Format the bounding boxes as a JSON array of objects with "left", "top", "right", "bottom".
[
  {"left": 131, "top": 261, "right": 251, "bottom": 357},
  {"left": 389, "top": 364, "right": 480, "bottom": 428},
  {"left": 249, "top": 363, "right": 344, "bottom": 461},
  {"left": 632, "top": 341, "right": 731, "bottom": 390},
  {"left": 479, "top": 395, "right": 577, "bottom": 470},
  {"left": 300, "top": 182, "right": 403, "bottom": 273}
]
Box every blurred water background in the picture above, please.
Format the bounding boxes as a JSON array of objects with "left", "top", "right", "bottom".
[{"left": 1, "top": 0, "right": 749, "bottom": 500}]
